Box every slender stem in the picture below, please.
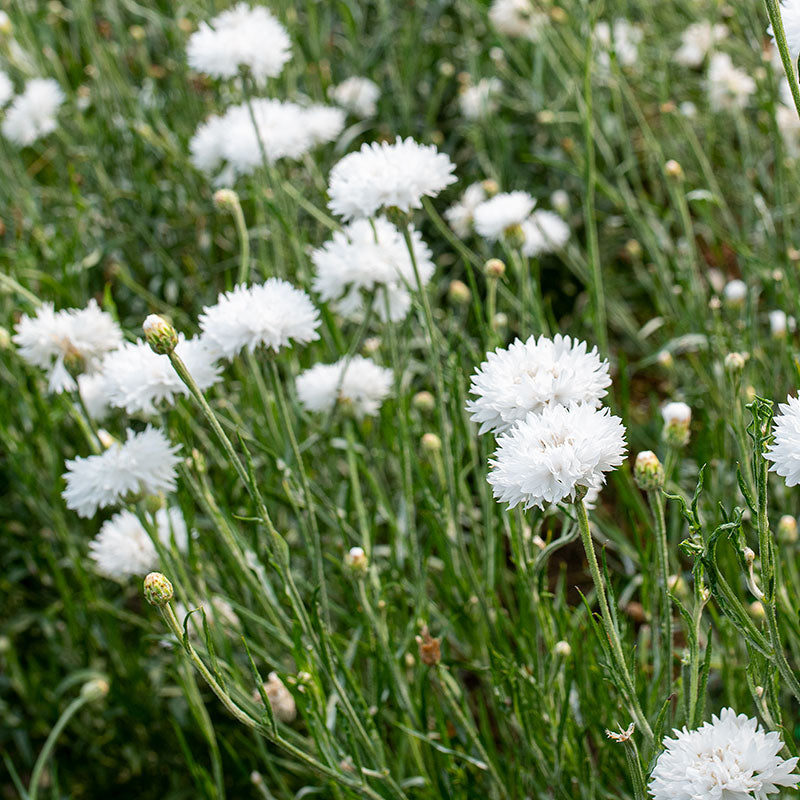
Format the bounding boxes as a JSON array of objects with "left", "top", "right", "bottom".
[
  {"left": 765, "top": 0, "right": 800, "bottom": 120},
  {"left": 229, "top": 194, "right": 251, "bottom": 285},
  {"left": 649, "top": 490, "right": 673, "bottom": 697}
]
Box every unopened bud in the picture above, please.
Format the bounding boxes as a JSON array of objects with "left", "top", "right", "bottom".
[
  {"left": 213, "top": 188, "right": 240, "bottom": 210},
  {"left": 413, "top": 390, "right": 435, "bottom": 413},
  {"left": 481, "top": 178, "right": 499, "bottom": 197},
  {"left": 662, "top": 401, "right": 691, "bottom": 448},
  {"left": 143, "top": 314, "right": 177, "bottom": 355},
  {"left": 778, "top": 515, "right": 798, "bottom": 544},
  {"left": 492, "top": 312, "right": 508, "bottom": 330},
  {"left": 664, "top": 159, "right": 684, "bottom": 179},
  {"left": 554, "top": 640, "right": 572, "bottom": 657},
  {"left": 657, "top": 350, "right": 674, "bottom": 368},
  {"left": 724, "top": 352, "right": 746, "bottom": 373},
  {"left": 551, "top": 189, "right": 569, "bottom": 215},
  {"left": 143, "top": 572, "right": 174, "bottom": 606},
  {"left": 80, "top": 677, "right": 110, "bottom": 701},
  {"left": 485, "top": 257, "right": 506, "bottom": 279},
  {"left": 723, "top": 279, "right": 747, "bottom": 308},
  {"left": 634, "top": 450, "right": 664, "bottom": 490},
  {"left": 0, "top": 326, "right": 11, "bottom": 349},
  {"left": 749, "top": 600, "right": 765, "bottom": 619},
  {"left": 416, "top": 625, "right": 441, "bottom": 666},
  {"left": 448, "top": 279, "right": 471, "bottom": 305},
  {"left": 344, "top": 546, "right": 368, "bottom": 574},
  {"left": 624, "top": 239, "right": 642, "bottom": 259},
  {"left": 97, "top": 429, "right": 116, "bottom": 449},
  {"left": 421, "top": 432, "right": 441, "bottom": 452}
]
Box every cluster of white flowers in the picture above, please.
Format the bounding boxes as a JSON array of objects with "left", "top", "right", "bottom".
[
  {"left": 13, "top": 300, "right": 123, "bottom": 393},
  {"left": 62, "top": 426, "right": 181, "bottom": 518},
  {"left": 186, "top": 3, "right": 291, "bottom": 84},
  {"left": 467, "top": 334, "right": 611, "bottom": 434},
  {"left": 459, "top": 78, "right": 502, "bottom": 120},
  {"left": 488, "top": 0, "right": 548, "bottom": 41},
  {"left": 296, "top": 355, "right": 393, "bottom": 418},
  {"left": 199, "top": 279, "right": 320, "bottom": 360},
  {"left": 769, "top": 0, "right": 800, "bottom": 65},
  {"left": 89, "top": 507, "right": 188, "bottom": 579},
  {"left": 330, "top": 76, "right": 380, "bottom": 117},
  {"left": 2, "top": 77, "right": 64, "bottom": 146},
  {"left": 707, "top": 52, "right": 756, "bottom": 112},
  {"left": 674, "top": 21, "right": 727, "bottom": 68},
  {"left": 649, "top": 708, "right": 799, "bottom": 800},
  {"left": 327, "top": 136, "right": 457, "bottom": 220},
  {"left": 190, "top": 99, "right": 344, "bottom": 184},
  {"left": 445, "top": 182, "right": 488, "bottom": 238},
  {"left": 595, "top": 19, "right": 643, "bottom": 71},
  {"left": 311, "top": 216, "right": 434, "bottom": 322}
]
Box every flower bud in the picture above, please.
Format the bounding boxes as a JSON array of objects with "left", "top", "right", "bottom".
[
  {"left": 412, "top": 390, "right": 435, "bottom": 413},
  {"left": 344, "top": 546, "right": 368, "bottom": 574},
  {"left": 749, "top": 600, "right": 765, "bottom": 619},
  {"left": 0, "top": 326, "right": 10, "bottom": 349},
  {"left": 258, "top": 672, "right": 296, "bottom": 723},
  {"left": 769, "top": 310, "right": 788, "bottom": 339},
  {"left": 778, "top": 514, "right": 798, "bottom": 544},
  {"left": 554, "top": 640, "right": 572, "bottom": 657},
  {"left": 484, "top": 257, "right": 506, "bottom": 279},
  {"left": 504, "top": 223, "right": 526, "bottom": 250},
  {"left": 213, "top": 188, "right": 239, "bottom": 211},
  {"left": 662, "top": 401, "right": 691, "bottom": 448},
  {"left": 481, "top": 178, "right": 499, "bottom": 197},
  {"left": 421, "top": 432, "right": 441, "bottom": 452},
  {"left": 724, "top": 352, "right": 746, "bottom": 374},
  {"left": 551, "top": 189, "right": 569, "bottom": 215},
  {"left": 143, "top": 314, "right": 177, "bottom": 355},
  {"left": 492, "top": 312, "right": 508, "bottom": 331},
  {"left": 634, "top": 450, "right": 664, "bottom": 490},
  {"left": 657, "top": 349, "right": 674, "bottom": 368},
  {"left": 624, "top": 239, "right": 643, "bottom": 259},
  {"left": 80, "top": 677, "right": 110, "bottom": 702},
  {"left": 448, "top": 279, "right": 471, "bottom": 305},
  {"left": 664, "top": 159, "right": 684, "bottom": 180},
  {"left": 722, "top": 279, "right": 746, "bottom": 308},
  {"left": 143, "top": 572, "right": 174, "bottom": 606},
  {"left": 416, "top": 625, "right": 441, "bottom": 666}
]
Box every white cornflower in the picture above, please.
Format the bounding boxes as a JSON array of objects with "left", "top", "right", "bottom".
[
  {"left": 199, "top": 279, "right": 320, "bottom": 360},
  {"left": 473, "top": 191, "right": 536, "bottom": 241},
  {"left": 649, "top": 708, "right": 799, "bottom": 800},
  {"left": 769, "top": 309, "right": 789, "bottom": 337},
  {"left": 488, "top": 403, "right": 627, "bottom": 510},
  {"left": 0, "top": 70, "right": 13, "bottom": 106},
  {"left": 675, "top": 21, "right": 727, "bottom": 68},
  {"left": 595, "top": 20, "right": 643, "bottom": 70},
  {"left": 13, "top": 299, "right": 123, "bottom": 393},
  {"left": 459, "top": 78, "right": 502, "bottom": 119},
  {"left": 765, "top": 394, "right": 800, "bottom": 485},
  {"left": 488, "top": 0, "right": 548, "bottom": 41},
  {"left": 190, "top": 99, "right": 343, "bottom": 182},
  {"left": 296, "top": 355, "right": 393, "bottom": 418},
  {"left": 103, "top": 336, "right": 221, "bottom": 415},
  {"left": 311, "top": 216, "right": 434, "bottom": 322},
  {"left": 723, "top": 278, "right": 747, "bottom": 306},
  {"left": 662, "top": 401, "right": 691, "bottom": 427},
  {"left": 520, "top": 210, "right": 570, "bottom": 257},
  {"left": 445, "top": 182, "right": 487, "bottom": 238},
  {"left": 186, "top": 3, "right": 290, "bottom": 84},
  {"left": 769, "top": 0, "right": 800, "bottom": 66},
  {"left": 330, "top": 76, "right": 380, "bottom": 117},
  {"left": 467, "top": 334, "right": 611, "bottom": 435},
  {"left": 89, "top": 507, "right": 188, "bottom": 580},
  {"left": 62, "top": 426, "right": 181, "bottom": 518},
  {"left": 327, "top": 136, "right": 457, "bottom": 221},
  {"left": 707, "top": 52, "right": 756, "bottom": 111},
  {"left": 2, "top": 77, "right": 64, "bottom": 146}
]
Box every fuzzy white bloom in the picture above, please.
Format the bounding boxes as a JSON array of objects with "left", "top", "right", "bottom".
[
  {"left": 78, "top": 373, "right": 111, "bottom": 421},
  {"left": 595, "top": 20, "right": 643, "bottom": 70},
  {"left": 675, "top": 21, "right": 727, "bottom": 68},
  {"left": 89, "top": 507, "right": 188, "bottom": 579},
  {"left": 62, "top": 426, "right": 181, "bottom": 518},
  {"left": 13, "top": 300, "right": 123, "bottom": 393},
  {"left": 296, "top": 355, "right": 392, "bottom": 418},
  {"left": 488, "top": 403, "right": 626, "bottom": 510},
  {"left": 2, "top": 77, "right": 64, "bottom": 146},
  {"left": 488, "top": 0, "right": 548, "bottom": 41},
  {"left": 662, "top": 401, "right": 691, "bottom": 426},
  {"left": 649, "top": 708, "right": 799, "bottom": 800},
  {"left": 473, "top": 191, "right": 536, "bottom": 241},
  {"left": 521, "top": 210, "right": 570, "bottom": 256},
  {"left": 723, "top": 278, "right": 747, "bottom": 305},
  {"left": 330, "top": 76, "right": 380, "bottom": 117},
  {"left": 199, "top": 279, "right": 320, "bottom": 360},
  {"left": 707, "top": 52, "right": 756, "bottom": 112},
  {"left": 0, "top": 70, "right": 12, "bottom": 107},
  {"left": 770, "top": 309, "right": 789, "bottom": 337},
  {"left": 327, "top": 136, "right": 457, "bottom": 220},
  {"left": 459, "top": 78, "right": 502, "bottom": 119},
  {"left": 311, "top": 216, "right": 434, "bottom": 322},
  {"left": 186, "top": 3, "right": 290, "bottom": 84},
  {"left": 103, "top": 336, "right": 221, "bottom": 415},
  {"left": 765, "top": 394, "right": 800, "bottom": 485},
  {"left": 769, "top": 0, "right": 800, "bottom": 66},
  {"left": 190, "top": 99, "right": 343, "bottom": 182},
  {"left": 467, "top": 334, "right": 611, "bottom": 435},
  {"left": 445, "top": 182, "right": 487, "bottom": 238}
]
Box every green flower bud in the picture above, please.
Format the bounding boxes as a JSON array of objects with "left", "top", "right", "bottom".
[
  {"left": 143, "top": 572, "right": 174, "bottom": 606},
  {"left": 142, "top": 314, "right": 177, "bottom": 355},
  {"left": 634, "top": 450, "right": 664, "bottom": 490}
]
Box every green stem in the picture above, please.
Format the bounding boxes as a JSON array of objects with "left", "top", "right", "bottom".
[
  {"left": 765, "top": 0, "right": 800, "bottom": 120},
  {"left": 649, "top": 490, "right": 673, "bottom": 697}
]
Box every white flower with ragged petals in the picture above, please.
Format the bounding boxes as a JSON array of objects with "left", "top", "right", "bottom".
[
  {"left": 187, "top": 3, "right": 290, "bottom": 84},
  {"left": 675, "top": 21, "right": 727, "bottom": 68},
  {"left": 649, "top": 708, "right": 799, "bottom": 800},
  {"left": 521, "top": 210, "right": 570, "bottom": 257},
  {"left": 296, "top": 355, "right": 392, "bottom": 418},
  {"left": 769, "top": 0, "right": 800, "bottom": 65},
  {"left": 89, "top": 507, "right": 188, "bottom": 579},
  {"left": 459, "top": 78, "right": 502, "bottom": 119},
  {"left": 765, "top": 394, "right": 800, "bottom": 486},
  {"left": 199, "top": 279, "right": 320, "bottom": 360},
  {"left": 2, "top": 77, "right": 64, "bottom": 146},
  {"left": 595, "top": 19, "right": 643, "bottom": 71},
  {"left": 302, "top": 104, "right": 346, "bottom": 146},
  {"left": 473, "top": 191, "right": 536, "bottom": 241},
  {"left": 488, "top": 403, "right": 626, "bottom": 510},
  {"left": 327, "top": 137, "right": 457, "bottom": 220},
  {"left": 13, "top": 299, "right": 123, "bottom": 393},
  {"left": 62, "top": 426, "right": 181, "bottom": 518},
  {"left": 488, "top": 0, "right": 548, "bottom": 40},
  {"left": 311, "top": 216, "right": 434, "bottom": 322},
  {"left": 103, "top": 335, "right": 221, "bottom": 415},
  {"left": 707, "top": 52, "right": 756, "bottom": 111},
  {"left": 445, "top": 182, "right": 487, "bottom": 238},
  {"left": 467, "top": 334, "right": 611, "bottom": 435},
  {"left": 330, "top": 77, "right": 380, "bottom": 117}
]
